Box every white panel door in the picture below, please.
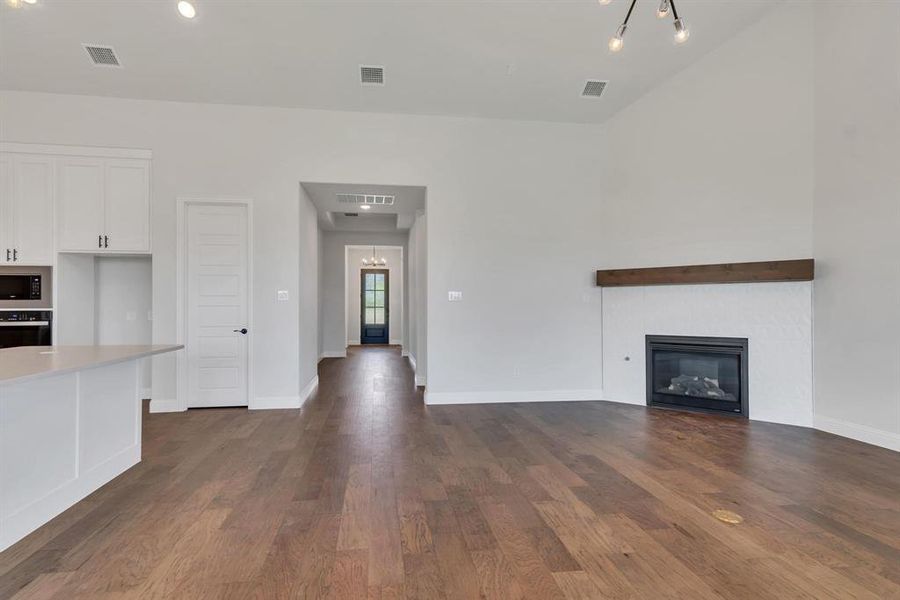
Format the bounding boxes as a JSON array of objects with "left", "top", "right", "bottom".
[
  {"left": 10, "top": 155, "right": 54, "bottom": 265},
  {"left": 57, "top": 157, "right": 104, "bottom": 252},
  {"left": 104, "top": 159, "right": 150, "bottom": 252},
  {"left": 0, "top": 155, "right": 10, "bottom": 262},
  {"left": 186, "top": 204, "right": 249, "bottom": 407}
]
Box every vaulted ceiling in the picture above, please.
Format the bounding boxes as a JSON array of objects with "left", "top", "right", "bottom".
[{"left": 1, "top": 0, "right": 779, "bottom": 124}]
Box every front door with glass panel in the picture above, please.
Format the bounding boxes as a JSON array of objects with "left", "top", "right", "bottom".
[{"left": 361, "top": 269, "right": 389, "bottom": 344}]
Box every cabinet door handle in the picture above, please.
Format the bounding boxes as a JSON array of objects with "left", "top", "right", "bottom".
[
  {"left": 99, "top": 235, "right": 103, "bottom": 249},
  {"left": 104, "top": 235, "right": 109, "bottom": 249},
  {"left": 12, "top": 249, "right": 17, "bottom": 262},
  {"left": 5, "top": 249, "right": 9, "bottom": 262}
]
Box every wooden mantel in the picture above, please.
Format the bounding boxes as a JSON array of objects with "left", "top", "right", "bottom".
[{"left": 596, "top": 259, "right": 814, "bottom": 287}]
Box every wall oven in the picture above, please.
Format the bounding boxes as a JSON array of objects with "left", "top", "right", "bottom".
[{"left": 0, "top": 311, "right": 53, "bottom": 349}]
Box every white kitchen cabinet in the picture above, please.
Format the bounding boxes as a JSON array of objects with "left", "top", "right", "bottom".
[
  {"left": 0, "top": 153, "right": 54, "bottom": 266},
  {"left": 57, "top": 156, "right": 150, "bottom": 254},
  {"left": 104, "top": 159, "right": 150, "bottom": 252}
]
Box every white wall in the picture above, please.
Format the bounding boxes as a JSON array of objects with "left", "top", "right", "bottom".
[
  {"left": 345, "top": 246, "right": 403, "bottom": 346},
  {"left": 811, "top": 1, "right": 900, "bottom": 450},
  {"left": 409, "top": 211, "right": 428, "bottom": 387},
  {"left": 297, "top": 185, "right": 320, "bottom": 399},
  {"left": 600, "top": 1, "right": 814, "bottom": 269},
  {"left": 319, "top": 231, "right": 408, "bottom": 357},
  {"left": 94, "top": 256, "right": 153, "bottom": 394}
]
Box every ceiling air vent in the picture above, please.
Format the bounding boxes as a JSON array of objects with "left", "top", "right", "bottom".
[
  {"left": 337, "top": 194, "right": 395, "bottom": 206},
  {"left": 582, "top": 80, "right": 608, "bottom": 98},
  {"left": 360, "top": 65, "right": 384, "bottom": 86},
  {"left": 83, "top": 44, "right": 121, "bottom": 67},
  {"left": 343, "top": 213, "right": 359, "bottom": 217}
]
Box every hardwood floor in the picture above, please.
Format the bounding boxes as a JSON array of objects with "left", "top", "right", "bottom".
[{"left": 2, "top": 346, "right": 899, "bottom": 599}]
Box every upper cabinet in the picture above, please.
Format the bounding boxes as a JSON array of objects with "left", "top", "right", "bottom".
[
  {"left": 0, "top": 143, "right": 152, "bottom": 258},
  {"left": 57, "top": 156, "right": 151, "bottom": 253},
  {"left": 0, "top": 152, "right": 55, "bottom": 266}
]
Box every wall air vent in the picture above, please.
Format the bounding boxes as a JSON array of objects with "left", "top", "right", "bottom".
[
  {"left": 581, "top": 80, "right": 608, "bottom": 98},
  {"left": 360, "top": 65, "right": 385, "bottom": 86},
  {"left": 337, "top": 194, "right": 395, "bottom": 206},
  {"left": 83, "top": 44, "right": 121, "bottom": 67},
  {"left": 343, "top": 213, "right": 359, "bottom": 217}
]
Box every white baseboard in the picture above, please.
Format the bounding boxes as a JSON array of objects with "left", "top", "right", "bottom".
[
  {"left": 415, "top": 374, "right": 426, "bottom": 387},
  {"left": 140, "top": 387, "right": 152, "bottom": 400},
  {"left": 319, "top": 350, "right": 346, "bottom": 360},
  {"left": 401, "top": 349, "right": 409, "bottom": 357},
  {"left": 814, "top": 415, "right": 900, "bottom": 452},
  {"left": 424, "top": 388, "right": 605, "bottom": 405},
  {"left": 149, "top": 398, "right": 184, "bottom": 413},
  {"left": 251, "top": 395, "right": 301, "bottom": 410},
  {"left": 348, "top": 339, "right": 360, "bottom": 345},
  {"left": 390, "top": 338, "right": 402, "bottom": 346},
  {"left": 0, "top": 444, "right": 139, "bottom": 551},
  {"left": 408, "top": 354, "right": 417, "bottom": 371},
  {"left": 300, "top": 375, "right": 319, "bottom": 405}
]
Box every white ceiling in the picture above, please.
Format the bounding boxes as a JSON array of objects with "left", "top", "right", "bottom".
[
  {"left": 0, "top": 0, "right": 779, "bottom": 124},
  {"left": 302, "top": 182, "right": 425, "bottom": 232}
]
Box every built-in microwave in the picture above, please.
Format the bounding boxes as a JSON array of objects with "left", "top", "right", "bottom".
[{"left": 0, "top": 273, "right": 42, "bottom": 301}]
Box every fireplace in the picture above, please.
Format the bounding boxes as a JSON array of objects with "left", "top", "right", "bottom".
[{"left": 646, "top": 335, "right": 748, "bottom": 417}]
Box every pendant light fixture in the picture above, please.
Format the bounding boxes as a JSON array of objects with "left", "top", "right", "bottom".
[
  {"left": 604, "top": 0, "right": 690, "bottom": 53},
  {"left": 361, "top": 246, "right": 387, "bottom": 267}
]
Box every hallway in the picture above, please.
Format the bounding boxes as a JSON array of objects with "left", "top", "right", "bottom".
[{"left": 2, "top": 347, "right": 899, "bottom": 599}]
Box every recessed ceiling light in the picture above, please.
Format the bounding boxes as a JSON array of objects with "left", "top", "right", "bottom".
[
  {"left": 177, "top": 0, "right": 196, "bottom": 19},
  {"left": 23, "top": 0, "right": 38, "bottom": 4},
  {"left": 360, "top": 205, "right": 372, "bottom": 211}
]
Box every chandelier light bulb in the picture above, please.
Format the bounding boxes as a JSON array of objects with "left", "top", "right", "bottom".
[
  {"left": 673, "top": 17, "right": 690, "bottom": 43},
  {"left": 177, "top": 0, "right": 196, "bottom": 19},
  {"left": 656, "top": 0, "right": 670, "bottom": 18},
  {"left": 598, "top": 0, "right": 612, "bottom": 5},
  {"left": 609, "top": 24, "right": 626, "bottom": 53}
]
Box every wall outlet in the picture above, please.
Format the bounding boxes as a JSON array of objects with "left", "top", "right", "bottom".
[
  {"left": 448, "top": 291, "right": 463, "bottom": 302},
  {"left": 277, "top": 290, "right": 289, "bottom": 302}
]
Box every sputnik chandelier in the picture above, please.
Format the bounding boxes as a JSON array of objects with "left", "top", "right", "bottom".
[{"left": 601, "top": 0, "right": 690, "bottom": 53}]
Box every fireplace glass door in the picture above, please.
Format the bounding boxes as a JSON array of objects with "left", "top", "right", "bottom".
[{"left": 646, "top": 336, "right": 748, "bottom": 416}]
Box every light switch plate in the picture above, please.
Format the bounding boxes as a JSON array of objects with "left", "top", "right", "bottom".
[
  {"left": 277, "top": 290, "right": 289, "bottom": 302},
  {"left": 448, "top": 291, "right": 463, "bottom": 302}
]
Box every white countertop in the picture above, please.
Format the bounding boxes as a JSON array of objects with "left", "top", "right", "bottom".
[{"left": 0, "top": 345, "right": 183, "bottom": 386}]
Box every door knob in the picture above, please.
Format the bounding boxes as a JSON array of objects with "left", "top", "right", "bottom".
[{"left": 233, "top": 328, "right": 248, "bottom": 335}]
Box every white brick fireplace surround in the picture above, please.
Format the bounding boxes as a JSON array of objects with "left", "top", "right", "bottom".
[{"left": 601, "top": 282, "right": 813, "bottom": 427}]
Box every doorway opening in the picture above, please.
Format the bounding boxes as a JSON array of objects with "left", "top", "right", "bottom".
[{"left": 360, "top": 268, "right": 389, "bottom": 344}]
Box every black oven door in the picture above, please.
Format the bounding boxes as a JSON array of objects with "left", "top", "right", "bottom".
[{"left": 0, "top": 322, "right": 52, "bottom": 348}]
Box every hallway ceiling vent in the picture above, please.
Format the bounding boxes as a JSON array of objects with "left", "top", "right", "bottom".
[
  {"left": 582, "top": 80, "right": 608, "bottom": 98},
  {"left": 343, "top": 212, "right": 359, "bottom": 217},
  {"left": 83, "top": 44, "right": 121, "bottom": 67},
  {"left": 360, "top": 65, "right": 384, "bottom": 86},
  {"left": 337, "top": 194, "right": 395, "bottom": 206}
]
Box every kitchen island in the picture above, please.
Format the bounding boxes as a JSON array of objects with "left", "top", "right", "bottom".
[{"left": 0, "top": 345, "right": 182, "bottom": 551}]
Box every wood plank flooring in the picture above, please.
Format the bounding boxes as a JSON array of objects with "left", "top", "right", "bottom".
[{"left": 2, "top": 346, "right": 899, "bottom": 599}]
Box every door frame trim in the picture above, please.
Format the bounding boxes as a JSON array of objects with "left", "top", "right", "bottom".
[
  {"left": 343, "top": 245, "right": 404, "bottom": 349},
  {"left": 175, "top": 197, "right": 254, "bottom": 411}
]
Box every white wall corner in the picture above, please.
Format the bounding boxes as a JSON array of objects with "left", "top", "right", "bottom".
[
  {"left": 424, "top": 388, "right": 604, "bottom": 405},
  {"left": 814, "top": 415, "right": 900, "bottom": 452},
  {"left": 415, "top": 374, "right": 426, "bottom": 387},
  {"left": 140, "top": 387, "right": 152, "bottom": 401},
  {"left": 149, "top": 398, "right": 184, "bottom": 413},
  {"left": 252, "top": 375, "right": 318, "bottom": 410}
]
